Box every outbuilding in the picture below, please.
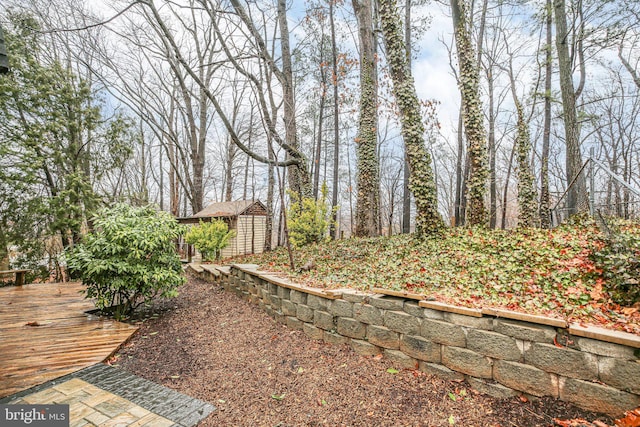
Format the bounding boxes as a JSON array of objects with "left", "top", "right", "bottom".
[
  {"left": 0, "top": 26, "right": 9, "bottom": 74},
  {"left": 178, "top": 200, "right": 268, "bottom": 261}
]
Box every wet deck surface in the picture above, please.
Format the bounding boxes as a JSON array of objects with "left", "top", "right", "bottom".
[{"left": 0, "top": 282, "right": 138, "bottom": 398}]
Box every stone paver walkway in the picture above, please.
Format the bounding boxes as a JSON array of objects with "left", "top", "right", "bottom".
[{"left": 0, "top": 364, "right": 215, "bottom": 427}]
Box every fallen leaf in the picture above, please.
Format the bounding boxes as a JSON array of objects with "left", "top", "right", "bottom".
[
  {"left": 169, "top": 375, "right": 180, "bottom": 379},
  {"left": 554, "top": 418, "right": 607, "bottom": 426},
  {"left": 553, "top": 336, "right": 564, "bottom": 348},
  {"left": 448, "top": 415, "right": 455, "bottom": 425},
  {"left": 616, "top": 407, "right": 640, "bottom": 427},
  {"left": 386, "top": 368, "right": 399, "bottom": 374},
  {"left": 271, "top": 393, "right": 286, "bottom": 401}
]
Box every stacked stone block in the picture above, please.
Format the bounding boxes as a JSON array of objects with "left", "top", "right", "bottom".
[{"left": 195, "top": 264, "right": 640, "bottom": 417}]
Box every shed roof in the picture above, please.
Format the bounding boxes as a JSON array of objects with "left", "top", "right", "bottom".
[{"left": 187, "top": 200, "right": 267, "bottom": 220}]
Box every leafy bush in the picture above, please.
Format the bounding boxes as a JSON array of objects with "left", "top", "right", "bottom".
[
  {"left": 184, "top": 219, "right": 235, "bottom": 261},
  {"left": 66, "top": 204, "right": 186, "bottom": 320},
  {"left": 591, "top": 221, "right": 640, "bottom": 306},
  {"left": 287, "top": 183, "right": 335, "bottom": 249}
]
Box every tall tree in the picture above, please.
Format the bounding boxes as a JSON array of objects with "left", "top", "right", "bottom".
[
  {"left": 554, "top": 0, "right": 587, "bottom": 214},
  {"left": 539, "top": 0, "right": 553, "bottom": 228},
  {"left": 450, "top": 0, "right": 488, "bottom": 226},
  {"left": 329, "top": 0, "right": 340, "bottom": 239},
  {"left": 401, "top": 0, "right": 412, "bottom": 233},
  {"left": 507, "top": 63, "right": 537, "bottom": 228},
  {"left": 139, "top": 0, "right": 310, "bottom": 201},
  {"left": 352, "top": 0, "right": 381, "bottom": 237},
  {"left": 379, "top": 0, "right": 443, "bottom": 235},
  {"left": 0, "top": 14, "right": 133, "bottom": 274},
  {"left": 275, "top": 0, "right": 309, "bottom": 197}
]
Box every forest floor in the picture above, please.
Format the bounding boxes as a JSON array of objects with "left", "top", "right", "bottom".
[
  {"left": 114, "top": 275, "right": 616, "bottom": 427},
  {"left": 240, "top": 220, "right": 640, "bottom": 335}
]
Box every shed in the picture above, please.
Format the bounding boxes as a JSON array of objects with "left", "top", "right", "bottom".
[
  {"left": 178, "top": 200, "right": 268, "bottom": 260},
  {"left": 0, "top": 26, "right": 9, "bottom": 74}
]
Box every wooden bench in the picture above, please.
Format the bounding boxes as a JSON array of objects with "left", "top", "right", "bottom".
[{"left": 0, "top": 269, "right": 29, "bottom": 286}]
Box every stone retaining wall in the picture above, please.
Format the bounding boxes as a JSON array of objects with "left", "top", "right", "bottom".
[{"left": 192, "top": 263, "right": 640, "bottom": 417}]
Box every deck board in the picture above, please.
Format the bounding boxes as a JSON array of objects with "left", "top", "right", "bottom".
[{"left": 0, "top": 282, "right": 138, "bottom": 398}]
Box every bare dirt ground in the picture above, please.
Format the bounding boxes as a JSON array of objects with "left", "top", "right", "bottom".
[{"left": 114, "top": 274, "right": 614, "bottom": 426}]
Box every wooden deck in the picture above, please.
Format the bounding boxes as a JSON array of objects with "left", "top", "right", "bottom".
[{"left": 0, "top": 282, "right": 138, "bottom": 398}]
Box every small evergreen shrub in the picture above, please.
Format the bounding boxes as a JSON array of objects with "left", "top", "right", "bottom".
[
  {"left": 184, "top": 219, "right": 235, "bottom": 261},
  {"left": 591, "top": 222, "right": 640, "bottom": 306},
  {"left": 287, "top": 183, "right": 336, "bottom": 249},
  {"left": 66, "top": 204, "right": 185, "bottom": 320}
]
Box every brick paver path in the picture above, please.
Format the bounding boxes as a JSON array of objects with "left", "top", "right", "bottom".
[{"left": 0, "top": 364, "right": 215, "bottom": 427}]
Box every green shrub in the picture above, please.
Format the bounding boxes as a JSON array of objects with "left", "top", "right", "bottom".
[
  {"left": 66, "top": 203, "right": 186, "bottom": 320},
  {"left": 591, "top": 221, "right": 640, "bottom": 306},
  {"left": 287, "top": 183, "right": 336, "bottom": 249},
  {"left": 184, "top": 219, "right": 235, "bottom": 261}
]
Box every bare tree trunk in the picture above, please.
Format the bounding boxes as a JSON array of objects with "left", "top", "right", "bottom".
[
  {"left": 330, "top": 0, "right": 340, "bottom": 239},
  {"left": 169, "top": 142, "right": 179, "bottom": 218},
  {"left": 313, "top": 54, "right": 327, "bottom": 200},
  {"left": 487, "top": 70, "right": 497, "bottom": 229},
  {"left": 225, "top": 138, "right": 236, "bottom": 202},
  {"left": 243, "top": 119, "right": 254, "bottom": 200},
  {"left": 554, "top": 0, "right": 587, "bottom": 214},
  {"left": 224, "top": 87, "right": 244, "bottom": 202},
  {"left": 277, "top": 0, "right": 310, "bottom": 197},
  {"left": 379, "top": 0, "right": 443, "bottom": 235},
  {"left": 265, "top": 135, "right": 275, "bottom": 251},
  {"left": 501, "top": 145, "right": 516, "bottom": 229},
  {"left": 352, "top": 0, "right": 381, "bottom": 237},
  {"left": 159, "top": 140, "right": 164, "bottom": 211}
]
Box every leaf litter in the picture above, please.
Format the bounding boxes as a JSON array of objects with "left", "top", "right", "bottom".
[{"left": 115, "top": 275, "right": 615, "bottom": 426}]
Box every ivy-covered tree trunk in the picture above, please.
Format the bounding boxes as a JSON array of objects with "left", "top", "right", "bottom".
[
  {"left": 401, "top": 0, "right": 412, "bottom": 234},
  {"left": 540, "top": 0, "right": 553, "bottom": 228},
  {"left": 450, "top": 0, "right": 488, "bottom": 227},
  {"left": 379, "top": 0, "right": 443, "bottom": 236},
  {"left": 506, "top": 59, "right": 537, "bottom": 228},
  {"left": 512, "top": 99, "right": 537, "bottom": 228},
  {"left": 352, "top": 0, "right": 380, "bottom": 237}
]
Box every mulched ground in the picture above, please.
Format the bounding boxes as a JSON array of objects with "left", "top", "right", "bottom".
[{"left": 114, "top": 274, "right": 614, "bottom": 426}]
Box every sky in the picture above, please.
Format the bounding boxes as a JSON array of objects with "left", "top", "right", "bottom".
[{"left": 411, "top": 3, "right": 461, "bottom": 141}]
